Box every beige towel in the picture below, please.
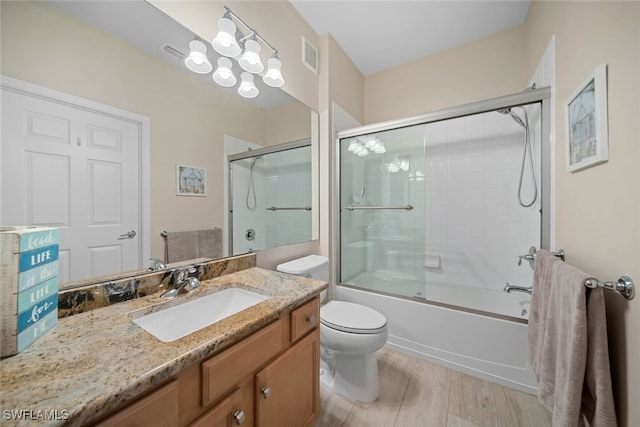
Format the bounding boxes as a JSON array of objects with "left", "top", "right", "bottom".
[
  {"left": 582, "top": 287, "right": 617, "bottom": 427},
  {"left": 528, "top": 250, "right": 617, "bottom": 426},
  {"left": 165, "top": 228, "right": 222, "bottom": 263}
]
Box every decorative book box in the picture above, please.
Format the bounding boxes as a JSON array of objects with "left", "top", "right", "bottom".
[{"left": 1, "top": 227, "right": 59, "bottom": 357}]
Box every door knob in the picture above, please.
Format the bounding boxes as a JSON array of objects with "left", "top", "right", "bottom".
[{"left": 118, "top": 230, "right": 136, "bottom": 239}]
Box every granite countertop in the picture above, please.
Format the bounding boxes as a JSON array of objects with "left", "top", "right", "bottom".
[{"left": 0, "top": 267, "right": 327, "bottom": 426}]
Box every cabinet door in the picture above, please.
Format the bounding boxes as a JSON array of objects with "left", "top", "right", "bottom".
[
  {"left": 95, "top": 380, "right": 178, "bottom": 427},
  {"left": 255, "top": 329, "right": 319, "bottom": 427}
]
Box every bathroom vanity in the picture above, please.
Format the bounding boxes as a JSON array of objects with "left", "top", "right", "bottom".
[
  {"left": 0, "top": 263, "right": 326, "bottom": 427},
  {"left": 97, "top": 297, "right": 320, "bottom": 426}
]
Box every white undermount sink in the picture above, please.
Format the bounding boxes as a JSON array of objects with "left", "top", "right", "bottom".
[{"left": 132, "top": 287, "right": 269, "bottom": 342}]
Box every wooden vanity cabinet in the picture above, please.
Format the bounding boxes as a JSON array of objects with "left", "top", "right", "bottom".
[{"left": 96, "top": 296, "right": 321, "bottom": 427}]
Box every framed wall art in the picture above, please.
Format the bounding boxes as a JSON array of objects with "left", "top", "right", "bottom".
[
  {"left": 176, "top": 164, "right": 206, "bottom": 196},
  {"left": 565, "top": 63, "right": 608, "bottom": 172}
]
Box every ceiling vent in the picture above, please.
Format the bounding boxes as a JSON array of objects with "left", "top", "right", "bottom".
[
  {"left": 161, "top": 44, "right": 185, "bottom": 60},
  {"left": 301, "top": 36, "right": 318, "bottom": 74}
]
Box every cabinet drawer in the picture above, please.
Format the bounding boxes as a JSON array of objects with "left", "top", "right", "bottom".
[
  {"left": 96, "top": 380, "right": 178, "bottom": 427},
  {"left": 290, "top": 297, "right": 319, "bottom": 343},
  {"left": 202, "top": 320, "right": 282, "bottom": 406}
]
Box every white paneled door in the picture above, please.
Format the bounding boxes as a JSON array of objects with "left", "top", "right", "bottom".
[{"left": 1, "top": 87, "right": 142, "bottom": 283}]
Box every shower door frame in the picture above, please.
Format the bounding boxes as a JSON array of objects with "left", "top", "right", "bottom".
[
  {"left": 227, "top": 138, "right": 312, "bottom": 255},
  {"left": 332, "top": 87, "right": 552, "bottom": 311}
]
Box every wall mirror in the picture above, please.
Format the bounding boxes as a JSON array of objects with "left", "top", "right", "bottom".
[{"left": 0, "top": 0, "right": 318, "bottom": 289}]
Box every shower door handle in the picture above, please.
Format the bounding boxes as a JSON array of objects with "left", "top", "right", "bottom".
[{"left": 344, "top": 204, "right": 414, "bottom": 211}]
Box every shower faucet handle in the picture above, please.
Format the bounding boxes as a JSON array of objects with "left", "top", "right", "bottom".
[{"left": 518, "top": 246, "right": 537, "bottom": 270}]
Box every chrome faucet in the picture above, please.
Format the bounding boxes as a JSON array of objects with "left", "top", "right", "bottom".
[
  {"left": 148, "top": 258, "right": 167, "bottom": 271},
  {"left": 503, "top": 283, "right": 533, "bottom": 296},
  {"left": 160, "top": 267, "right": 200, "bottom": 298}
]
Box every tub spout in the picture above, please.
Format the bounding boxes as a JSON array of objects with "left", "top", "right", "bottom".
[{"left": 503, "top": 283, "right": 533, "bottom": 296}]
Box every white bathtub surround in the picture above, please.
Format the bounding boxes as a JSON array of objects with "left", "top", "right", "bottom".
[{"left": 338, "top": 286, "right": 538, "bottom": 393}]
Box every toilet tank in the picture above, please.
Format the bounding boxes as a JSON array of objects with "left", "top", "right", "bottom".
[{"left": 276, "top": 255, "right": 329, "bottom": 282}]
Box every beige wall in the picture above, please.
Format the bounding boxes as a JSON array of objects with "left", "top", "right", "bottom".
[
  {"left": 317, "top": 33, "right": 364, "bottom": 261},
  {"left": 264, "top": 101, "right": 312, "bottom": 146},
  {"left": 364, "top": 25, "right": 527, "bottom": 124},
  {"left": 525, "top": 2, "right": 640, "bottom": 425},
  {"left": 0, "top": 1, "right": 305, "bottom": 266},
  {"left": 327, "top": 36, "right": 365, "bottom": 125},
  {"left": 149, "top": 0, "right": 320, "bottom": 112}
]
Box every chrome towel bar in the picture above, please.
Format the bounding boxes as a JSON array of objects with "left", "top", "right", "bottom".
[
  {"left": 510, "top": 247, "right": 635, "bottom": 300},
  {"left": 266, "top": 206, "right": 312, "bottom": 211},
  {"left": 585, "top": 276, "right": 635, "bottom": 300},
  {"left": 344, "top": 204, "right": 414, "bottom": 211}
]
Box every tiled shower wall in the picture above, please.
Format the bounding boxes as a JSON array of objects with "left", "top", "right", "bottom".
[{"left": 423, "top": 107, "right": 542, "bottom": 291}]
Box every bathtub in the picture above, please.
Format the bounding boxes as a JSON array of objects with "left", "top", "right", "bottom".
[{"left": 337, "top": 272, "right": 538, "bottom": 394}]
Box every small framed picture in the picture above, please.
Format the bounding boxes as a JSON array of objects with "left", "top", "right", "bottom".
[
  {"left": 176, "top": 164, "right": 206, "bottom": 196},
  {"left": 565, "top": 64, "right": 608, "bottom": 172}
]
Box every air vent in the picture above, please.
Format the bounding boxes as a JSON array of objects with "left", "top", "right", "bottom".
[
  {"left": 161, "top": 44, "right": 185, "bottom": 60},
  {"left": 301, "top": 36, "right": 318, "bottom": 74}
]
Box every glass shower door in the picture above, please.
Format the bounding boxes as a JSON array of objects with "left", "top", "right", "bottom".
[
  {"left": 340, "top": 124, "right": 426, "bottom": 299},
  {"left": 338, "top": 100, "right": 545, "bottom": 319},
  {"left": 229, "top": 144, "right": 312, "bottom": 255}
]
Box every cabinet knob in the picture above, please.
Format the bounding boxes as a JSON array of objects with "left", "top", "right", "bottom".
[
  {"left": 306, "top": 315, "right": 315, "bottom": 324},
  {"left": 232, "top": 410, "right": 245, "bottom": 425},
  {"left": 261, "top": 386, "right": 272, "bottom": 399}
]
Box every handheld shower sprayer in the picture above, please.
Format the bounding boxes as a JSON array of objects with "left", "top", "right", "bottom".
[
  {"left": 497, "top": 106, "right": 538, "bottom": 208},
  {"left": 246, "top": 152, "right": 263, "bottom": 211}
]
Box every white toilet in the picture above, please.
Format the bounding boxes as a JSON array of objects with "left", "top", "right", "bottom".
[{"left": 276, "top": 255, "right": 388, "bottom": 402}]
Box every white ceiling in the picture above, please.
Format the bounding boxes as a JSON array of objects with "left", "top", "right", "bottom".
[{"left": 290, "top": 0, "right": 531, "bottom": 76}]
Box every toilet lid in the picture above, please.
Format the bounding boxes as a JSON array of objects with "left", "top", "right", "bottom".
[{"left": 320, "top": 301, "right": 387, "bottom": 334}]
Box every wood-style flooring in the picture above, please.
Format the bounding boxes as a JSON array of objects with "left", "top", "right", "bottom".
[{"left": 315, "top": 347, "right": 552, "bottom": 427}]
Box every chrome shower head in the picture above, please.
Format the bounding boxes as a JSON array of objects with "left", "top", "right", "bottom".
[{"left": 497, "top": 107, "right": 526, "bottom": 129}]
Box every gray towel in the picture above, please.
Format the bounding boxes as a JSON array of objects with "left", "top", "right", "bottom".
[
  {"left": 528, "top": 250, "right": 616, "bottom": 426},
  {"left": 165, "top": 228, "right": 222, "bottom": 263}
]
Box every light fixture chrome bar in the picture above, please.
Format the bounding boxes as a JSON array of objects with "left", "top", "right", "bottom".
[
  {"left": 224, "top": 6, "right": 278, "bottom": 54},
  {"left": 266, "top": 206, "right": 312, "bottom": 211},
  {"left": 344, "top": 205, "right": 414, "bottom": 211}
]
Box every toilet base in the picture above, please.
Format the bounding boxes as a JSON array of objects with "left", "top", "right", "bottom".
[{"left": 320, "top": 351, "right": 380, "bottom": 403}]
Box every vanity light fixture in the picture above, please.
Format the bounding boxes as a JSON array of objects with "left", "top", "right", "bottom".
[
  {"left": 238, "top": 38, "right": 264, "bottom": 74},
  {"left": 184, "top": 6, "right": 285, "bottom": 98},
  {"left": 263, "top": 54, "right": 285, "bottom": 88},
  {"left": 212, "top": 14, "right": 242, "bottom": 57},
  {"left": 212, "top": 57, "right": 237, "bottom": 87},
  {"left": 238, "top": 72, "right": 259, "bottom": 98},
  {"left": 184, "top": 40, "right": 213, "bottom": 74}
]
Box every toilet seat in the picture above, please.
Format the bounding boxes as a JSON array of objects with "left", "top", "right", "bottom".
[{"left": 320, "top": 301, "right": 387, "bottom": 334}]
